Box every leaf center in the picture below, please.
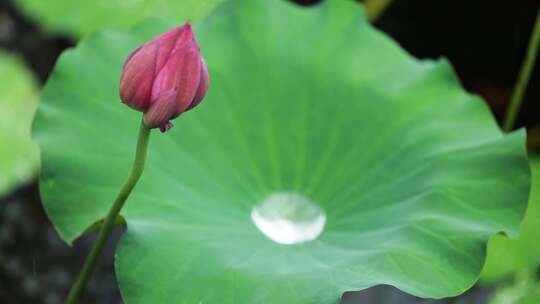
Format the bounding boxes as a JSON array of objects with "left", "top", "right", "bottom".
[{"left": 251, "top": 192, "right": 326, "bottom": 245}]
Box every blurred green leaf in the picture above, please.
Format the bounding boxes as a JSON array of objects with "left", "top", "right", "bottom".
[
  {"left": 33, "top": 0, "right": 530, "bottom": 302},
  {"left": 481, "top": 157, "right": 540, "bottom": 283},
  {"left": 14, "top": 0, "right": 224, "bottom": 37},
  {"left": 0, "top": 51, "right": 39, "bottom": 196},
  {"left": 490, "top": 273, "right": 540, "bottom": 304}
]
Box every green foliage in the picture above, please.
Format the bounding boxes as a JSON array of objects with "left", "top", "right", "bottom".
[
  {"left": 14, "top": 0, "right": 223, "bottom": 37},
  {"left": 33, "top": 0, "right": 530, "bottom": 302},
  {"left": 0, "top": 51, "right": 39, "bottom": 196},
  {"left": 482, "top": 157, "right": 540, "bottom": 283},
  {"left": 489, "top": 273, "right": 540, "bottom": 304},
  {"left": 482, "top": 157, "right": 540, "bottom": 304}
]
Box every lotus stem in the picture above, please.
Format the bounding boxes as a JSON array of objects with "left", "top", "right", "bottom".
[
  {"left": 503, "top": 6, "right": 540, "bottom": 132},
  {"left": 65, "top": 119, "right": 151, "bottom": 303}
]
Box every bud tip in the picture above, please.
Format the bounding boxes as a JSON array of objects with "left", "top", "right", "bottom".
[{"left": 160, "top": 121, "right": 173, "bottom": 133}]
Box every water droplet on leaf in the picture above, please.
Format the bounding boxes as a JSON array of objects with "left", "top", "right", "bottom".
[{"left": 251, "top": 192, "right": 326, "bottom": 245}]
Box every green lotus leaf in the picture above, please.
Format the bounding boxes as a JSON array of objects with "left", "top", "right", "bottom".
[
  {"left": 14, "top": 0, "right": 223, "bottom": 37},
  {"left": 481, "top": 156, "right": 540, "bottom": 283},
  {"left": 0, "top": 51, "right": 39, "bottom": 196},
  {"left": 32, "top": 0, "right": 530, "bottom": 302}
]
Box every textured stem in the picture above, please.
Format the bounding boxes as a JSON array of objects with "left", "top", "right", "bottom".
[
  {"left": 65, "top": 119, "right": 151, "bottom": 304},
  {"left": 363, "top": 0, "right": 393, "bottom": 22},
  {"left": 503, "top": 7, "right": 540, "bottom": 132}
]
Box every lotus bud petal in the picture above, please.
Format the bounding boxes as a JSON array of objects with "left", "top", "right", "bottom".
[
  {"left": 188, "top": 58, "right": 209, "bottom": 110},
  {"left": 151, "top": 39, "right": 201, "bottom": 116},
  {"left": 119, "top": 42, "right": 158, "bottom": 111},
  {"left": 143, "top": 90, "right": 177, "bottom": 131},
  {"left": 119, "top": 22, "right": 209, "bottom": 132}
]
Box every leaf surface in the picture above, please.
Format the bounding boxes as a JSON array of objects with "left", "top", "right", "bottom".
[
  {"left": 0, "top": 51, "right": 38, "bottom": 196},
  {"left": 14, "top": 0, "right": 223, "bottom": 37}
]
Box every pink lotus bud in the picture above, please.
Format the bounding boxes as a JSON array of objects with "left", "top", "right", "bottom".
[{"left": 119, "top": 23, "right": 209, "bottom": 132}]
